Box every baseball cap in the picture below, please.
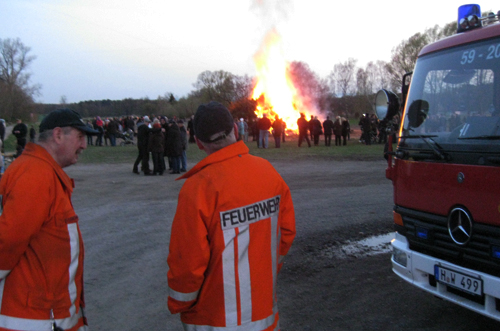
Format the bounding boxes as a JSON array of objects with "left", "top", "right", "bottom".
[
  {"left": 39, "top": 109, "right": 99, "bottom": 134},
  {"left": 194, "top": 102, "right": 234, "bottom": 143}
]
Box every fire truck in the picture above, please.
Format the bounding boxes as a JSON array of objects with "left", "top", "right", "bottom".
[{"left": 376, "top": 4, "right": 500, "bottom": 321}]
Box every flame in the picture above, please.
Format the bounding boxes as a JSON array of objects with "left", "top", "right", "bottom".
[{"left": 252, "top": 28, "right": 314, "bottom": 132}]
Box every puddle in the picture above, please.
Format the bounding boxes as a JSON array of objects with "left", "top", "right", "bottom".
[{"left": 321, "top": 232, "right": 395, "bottom": 259}]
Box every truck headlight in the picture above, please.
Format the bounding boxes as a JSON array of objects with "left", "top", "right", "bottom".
[{"left": 393, "top": 246, "right": 407, "bottom": 267}]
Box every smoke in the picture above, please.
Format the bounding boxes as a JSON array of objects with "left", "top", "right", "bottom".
[{"left": 251, "top": 0, "right": 293, "bottom": 31}]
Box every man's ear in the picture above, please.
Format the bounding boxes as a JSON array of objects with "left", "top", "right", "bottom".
[
  {"left": 195, "top": 137, "right": 204, "bottom": 151},
  {"left": 52, "top": 127, "right": 64, "bottom": 144}
]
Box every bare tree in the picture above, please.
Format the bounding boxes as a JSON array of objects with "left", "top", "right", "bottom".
[
  {"left": 386, "top": 32, "right": 427, "bottom": 91},
  {"left": 0, "top": 38, "right": 40, "bottom": 120},
  {"left": 328, "top": 58, "right": 358, "bottom": 117},
  {"left": 193, "top": 70, "right": 236, "bottom": 106},
  {"left": 356, "top": 68, "right": 370, "bottom": 96},
  {"left": 374, "top": 60, "right": 391, "bottom": 91},
  {"left": 232, "top": 74, "right": 254, "bottom": 101},
  {"left": 385, "top": 23, "right": 456, "bottom": 92},
  {"left": 329, "top": 58, "right": 358, "bottom": 97}
]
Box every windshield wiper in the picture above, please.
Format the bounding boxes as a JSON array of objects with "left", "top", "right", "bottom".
[
  {"left": 401, "top": 134, "right": 448, "bottom": 160},
  {"left": 403, "top": 134, "right": 438, "bottom": 138},
  {"left": 458, "top": 135, "right": 500, "bottom": 140}
]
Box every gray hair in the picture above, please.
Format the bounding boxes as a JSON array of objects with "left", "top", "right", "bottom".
[
  {"left": 37, "top": 126, "right": 74, "bottom": 143},
  {"left": 199, "top": 127, "right": 236, "bottom": 154}
]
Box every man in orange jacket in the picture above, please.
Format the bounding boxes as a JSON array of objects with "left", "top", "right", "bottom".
[
  {"left": 167, "top": 101, "right": 296, "bottom": 330},
  {"left": 0, "top": 109, "right": 97, "bottom": 331}
]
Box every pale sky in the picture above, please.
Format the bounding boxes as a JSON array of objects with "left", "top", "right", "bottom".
[{"left": 2, "top": 0, "right": 499, "bottom": 104}]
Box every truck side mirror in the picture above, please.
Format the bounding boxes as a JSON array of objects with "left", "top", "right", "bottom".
[
  {"left": 407, "top": 99, "right": 429, "bottom": 128},
  {"left": 375, "top": 89, "right": 400, "bottom": 121}
]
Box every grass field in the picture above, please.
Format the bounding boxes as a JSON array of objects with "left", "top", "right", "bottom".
[
  {"left": 3, "top": 131, "right": 388, "bottom": 165},
  {"left": 74, "top": 135, "right": 387, "bottom": 165}
]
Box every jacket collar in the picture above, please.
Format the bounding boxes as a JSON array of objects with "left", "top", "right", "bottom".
[
  {"left": 177, "top": 140, "right": 249, "bottom": 180},
  {"left": 22, "top": 143, "right": 74, "bottom": 191}
]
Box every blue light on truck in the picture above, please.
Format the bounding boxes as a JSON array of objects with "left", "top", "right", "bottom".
[
  {"left": 458, "top": 4, "right": 481, "bottom": 32},
  {"left": 491, "top": 246, "right": 500, "bottom": 259},
  {"left": 459, "top": 4, "right": 481, "bottom": 21},
  {"left": 416, "top": 227, "right": 429, "bottom": 240}
]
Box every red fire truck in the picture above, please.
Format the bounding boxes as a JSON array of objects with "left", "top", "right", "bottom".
[{"left": 376, "top": 4, "right": 500, "bottom": 321}]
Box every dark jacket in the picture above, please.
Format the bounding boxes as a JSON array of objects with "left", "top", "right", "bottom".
[
  {"left": 297, "top": 116, "right": 309, "bottom": 134},
  {"left": 0, "top": 121, "right": 5, "bottom": 141},
  {"left": 333, "top": 119, "right": 343, "bottom": 136},
  {"left": 12, "top": 123, "right": 28, "bottom": 139},
  {"left": 257, "top": 117, "right": 272, "bottom": 131},
  {"left": 342, "top": 119, "right": 350, "bottom": 136},
  {"left": 137, "top": 123, "right": 151, "bottom": 150},
  {"left": 165, "top": 123, "right": 183, "bottom": 157},
  {"left": 323, "top": 119, "right": 334, "bottom": 135},
  {"left": 106, "top": 120, "right": 119, "bottom": 135},
  {"left": 148, "top": 127, "right": 165, "bottom": 153},
  {"left": 179, "top": 126, "right": 187, "bottom": 151},
  {"left": 272, "top": 119, "right": 283, "bottom": 137},
  {"left": 312, "top": 119, "right": 323, "bottom": 135}
]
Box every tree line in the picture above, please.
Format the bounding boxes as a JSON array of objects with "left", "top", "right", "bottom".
[{"left": 0, "top": 21, "right": 455, "bottom": 122}]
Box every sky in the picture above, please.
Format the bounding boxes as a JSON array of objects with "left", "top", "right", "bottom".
[{"left": 2, "top": 0, "right": 500, "bottom": 104}]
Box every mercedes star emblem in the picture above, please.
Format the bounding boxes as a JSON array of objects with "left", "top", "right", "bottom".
[{"left": 448, "top": 207, "right": 473, "bottom": 245}]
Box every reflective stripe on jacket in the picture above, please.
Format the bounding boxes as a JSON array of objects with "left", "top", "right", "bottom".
[
  {"left": 0, "top": 143, "right": 87, "bottom": 331},
  {"left": 167, "top": 140, "right": 296, "bottom": 330}
]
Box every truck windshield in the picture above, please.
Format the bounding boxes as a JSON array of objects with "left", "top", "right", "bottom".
[{"left": 400, "top": 36, "right": 500, "bottom": 161}]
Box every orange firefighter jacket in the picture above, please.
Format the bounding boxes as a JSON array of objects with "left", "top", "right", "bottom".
[
  {"left": 167, "top": 140, "right": 296, "bottom": 330},
  {"left": 0, "top": 143, "right": 87, "bottom": 331}
]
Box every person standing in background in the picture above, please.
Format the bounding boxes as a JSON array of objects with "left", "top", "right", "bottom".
[
  {"left": 272, "top": 115, "right": 283, "bottom": 148},
  {"left": 12, "top": 119, "right": 28, "bottom": 156},
  {"left": 323, "top": 116, "right": 334, "bottom": 146},
  {"left": 29, "top": 125, "right": 36, "bottom": 143},
  {"left": 237, "top": 118, "right": 246, "bottom": 142},
  {"left": 177, "top": 119, "right": 188, "bottom": 172},
  {"left": 257, "top": 114, "right": 272, "bottom": 149}
]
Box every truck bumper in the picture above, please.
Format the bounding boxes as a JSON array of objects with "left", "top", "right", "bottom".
[{"left": 391, "top": 232, "right": 500, "bottom": 321}]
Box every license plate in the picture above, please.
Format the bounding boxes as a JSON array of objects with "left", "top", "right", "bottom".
[{"left": 434, "top": 265, "right": 483, "bottom": 296}]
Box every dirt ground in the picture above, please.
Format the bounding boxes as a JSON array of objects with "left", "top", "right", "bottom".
[{"left": 64, "top": 150, "right": 500, "bottom": 331}]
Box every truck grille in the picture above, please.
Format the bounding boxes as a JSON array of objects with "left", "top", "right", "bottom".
[{"left": 395, "top": 206, "right": 500, "bottom": 277}]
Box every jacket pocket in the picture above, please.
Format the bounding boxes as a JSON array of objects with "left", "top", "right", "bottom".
[{"left": 27, "top": 290, "right": 70, "bottom": 309}]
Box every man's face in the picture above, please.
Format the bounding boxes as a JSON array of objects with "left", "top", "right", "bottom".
[{"left": 59, "top": 127, "right": 87, "bottom": 167}]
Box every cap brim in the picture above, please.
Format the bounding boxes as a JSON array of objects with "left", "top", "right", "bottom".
[{"left": 73, "top": 124, "right": 100, "bottom": 135}]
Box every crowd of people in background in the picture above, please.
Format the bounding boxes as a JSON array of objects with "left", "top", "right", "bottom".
[
  {"left": 24, "top": 114, "right": 195, "bottom": 176},
  {"left": 358, "top": 113, "right": 399, "bottom": 145},
  {"left": 236, "top": 113, "right": 352, "bottom": 149},
  {"left": 130, "top": 115, "right": 189, "bottom": 176},
  {"left": 0, "top": 110, "right": 400, "bottom": 178}
]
